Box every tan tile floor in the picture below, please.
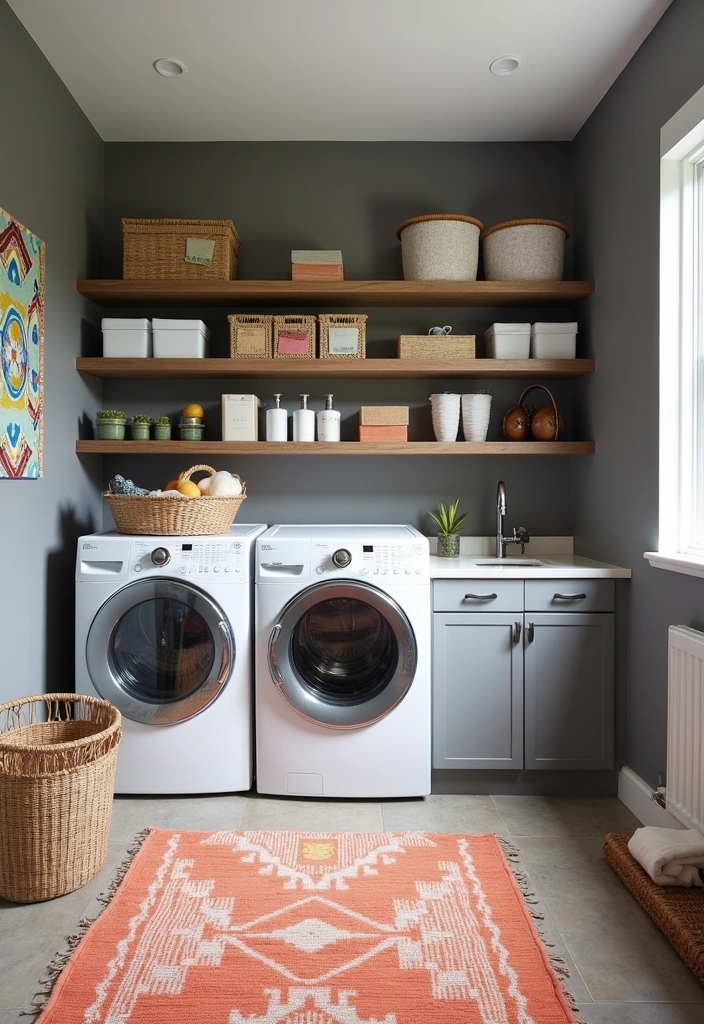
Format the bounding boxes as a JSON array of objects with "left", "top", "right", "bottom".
[{"left": 1, "top": 794, "right": 702, "bottom": 1022}]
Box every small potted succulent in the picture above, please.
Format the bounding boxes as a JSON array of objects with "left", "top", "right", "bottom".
[
  {"left": 428, "top": 498, "right": 469, "bottom": 558},
  {"left": 96, "top": 409, "right": 127, "bottom": 440},
  {"left": 153, "top": 415, "right": 171, "bottom": 441},
  {"left": 131, "top": 414, "right": 153, "bottom": 440}
]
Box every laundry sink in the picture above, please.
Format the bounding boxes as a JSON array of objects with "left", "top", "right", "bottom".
[{"left": 471, "top": 558, "right": 549, "bottom": 567}]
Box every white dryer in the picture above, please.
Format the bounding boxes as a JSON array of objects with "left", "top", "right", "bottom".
[
  {"left": 75, "top": 523, "right": 267, "bottom": 794},
  {"left": 255, "top": 525, "right": 431, "bottom": 798}
]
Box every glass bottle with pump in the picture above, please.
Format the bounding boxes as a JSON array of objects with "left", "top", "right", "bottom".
[
  {"left": 317, "top": 393, "right": 341, "bottom": 442},
  {"left": 266, "top": 393, "right": 288, "bottom": 441},
  {"left": 293, "top": 394, "right": 315, "bottom": 442}
]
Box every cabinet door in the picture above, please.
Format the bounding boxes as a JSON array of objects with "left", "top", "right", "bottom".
[
  {"left": 433, "top": 613, "right": 523, "bottom": 769},
  {"left": 524, "top": 613, "right": 614, "bottom": 770}
]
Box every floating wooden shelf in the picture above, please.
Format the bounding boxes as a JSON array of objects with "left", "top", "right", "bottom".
[
  {"left": 76, "top": 279, "right": 595, "bottom": 308},
  {"left": 76, "top": 440, "right": 595, "bottom": 456},
  {"left": 76, "top": 357, "right": 595, "bottom": 380}
]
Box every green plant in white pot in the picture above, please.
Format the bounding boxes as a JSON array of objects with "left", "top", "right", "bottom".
[
  {"left": 429, "top": 498, "right": 468, "bottom": 558},
  {"left": 96, "top": 409, "right": 127, "bottom": 440}
]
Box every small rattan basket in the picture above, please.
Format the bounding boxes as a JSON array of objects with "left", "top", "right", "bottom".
[
  {"left": 122, "top": 218, "right": 241, "bottom": 281},
  {"left": 104, "top": 466, "right": 247, "bottom": 536},
  {"left": 0, "top": 693, "right": 121, "bottom": 903},
  {"left": 318, "top": 314, "right": 367, "bottom": 358},
  {"left": 397, "top": 335, "right": 476, "bottom": 359},
  {"left": 228, "top": 314, "right": 273, "bottom": 358},
  {"left": 273, "top": 315, "right": 317, "bottom": 359}
]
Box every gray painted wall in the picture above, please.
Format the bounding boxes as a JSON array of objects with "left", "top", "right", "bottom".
[
  {"left": 573, "top": 0, "right": 704, "bottom": 787},
  {"left": 0, "top": 1, "right": 104, "bottom": 701},
  {"left": 102, "top": 141, "right": 576, "bottom": 535}
]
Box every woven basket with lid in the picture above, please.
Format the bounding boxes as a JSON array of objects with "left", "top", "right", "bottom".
[
  {"left": 122, "top": 218, "right": 241, "bottom": 281},
  {"left": 104, "top": 465, "right": 247, "bottom": 536},
  {"left": 0, "top": 693, "right": 121, "bottom": 902}
]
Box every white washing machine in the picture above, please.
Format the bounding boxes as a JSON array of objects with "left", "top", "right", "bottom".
[
  {"left": 75, "top": 523, "right": 267, "bottom": 794},
  {"left": 255, "top": 524, "right": 431, "bottom": 798}
]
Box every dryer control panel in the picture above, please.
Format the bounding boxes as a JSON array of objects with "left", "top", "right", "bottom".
[
  {"left": 129, "top": 538, "right": 249, "bottom": 580},
  {"left": 257, "top": 536, "right": 429, "bottom": 584}
]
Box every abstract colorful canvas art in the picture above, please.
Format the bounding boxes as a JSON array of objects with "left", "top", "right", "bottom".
[{"left": 0, "top": 207, "right": 44, "bottom": 479}]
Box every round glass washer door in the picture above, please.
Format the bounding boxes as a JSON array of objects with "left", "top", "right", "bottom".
[
  {"left": 86, "top": 578, "right": 234, "bottom": 725},
  {"left": 267, "top": 580, "right": 417, "bottom": 729}
]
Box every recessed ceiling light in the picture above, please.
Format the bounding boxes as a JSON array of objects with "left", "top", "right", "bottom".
[
  {"left": 489, "top": 55, "right": 520, "bottom": 76},
  {"left": 153, "top": 58, "right": 187, "bottom": 78}
]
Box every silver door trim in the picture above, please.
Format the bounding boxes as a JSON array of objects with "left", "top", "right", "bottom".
[
  {"left": 268, "top": 579, "right": 417, "bottom": 729},
  {"left": 86, "top": 578, "right": 234, "bottom": 725}
]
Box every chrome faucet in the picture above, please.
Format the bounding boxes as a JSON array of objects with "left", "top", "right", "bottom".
[{"left": 495, "top": 480, "right": 531, "bottom": 558}]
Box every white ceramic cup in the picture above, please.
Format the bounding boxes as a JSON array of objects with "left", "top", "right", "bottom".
[
  {"left": 430, "top": 393, "right": 461, "bottom": 442},
  {"left": 461, "top": 392, "right": 492, "bottom": 442}
]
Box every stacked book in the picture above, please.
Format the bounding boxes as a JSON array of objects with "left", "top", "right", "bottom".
[{"left": 291, "top": 250, "right": 344, "bottom": 281}]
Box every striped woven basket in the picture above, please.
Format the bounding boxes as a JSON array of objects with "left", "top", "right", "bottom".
[{"left": 0, "top": 693, "right": 121, "bottom": 903}]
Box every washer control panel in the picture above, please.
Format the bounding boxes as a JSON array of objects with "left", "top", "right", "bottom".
[
  {"left": 312, "top": 540, "right": 427, "bottom": 581},
  {"left": 129, "top": 539, "right": 247, "bottom": 578}
]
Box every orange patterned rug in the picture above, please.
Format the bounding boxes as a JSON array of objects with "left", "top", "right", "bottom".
[{"left": 37, "top": 829, "right": 577, "bottom": 1023}]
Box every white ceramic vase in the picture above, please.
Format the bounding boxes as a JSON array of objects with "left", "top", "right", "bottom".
[
  {"left": 461, "top": 392, "right": 492, "bottom": 442},
  {"left": 430, "top": 393, "right": 461, "bottom": 442}
]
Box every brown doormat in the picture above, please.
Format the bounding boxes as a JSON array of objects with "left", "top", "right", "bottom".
[{"left": 603, "top": 831, "right": 704, "bottom": 984}]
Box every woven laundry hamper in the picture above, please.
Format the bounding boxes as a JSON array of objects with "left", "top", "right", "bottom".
[{"left": 0, "top": 693, "right": 121, "bottom": 902}]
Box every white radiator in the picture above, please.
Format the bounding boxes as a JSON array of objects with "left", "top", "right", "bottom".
[{"left": 666, "top": 625, "right": 704, "bottom": 831}]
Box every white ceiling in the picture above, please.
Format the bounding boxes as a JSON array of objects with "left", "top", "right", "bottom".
[{"left": 8, "top": 0, "right": 673, "bottom": 142}]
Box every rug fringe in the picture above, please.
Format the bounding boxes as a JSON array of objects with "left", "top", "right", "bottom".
[
  {"left": 498, "top": 833, "right": 583, "bottom": 1024},
  {"left": 21, "top": 827, "right": 153, "bottom": 1016}
]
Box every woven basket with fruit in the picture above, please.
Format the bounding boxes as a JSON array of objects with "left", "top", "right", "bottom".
[{"left": 103, "top": 465, "right": 246, "bottom": 536}]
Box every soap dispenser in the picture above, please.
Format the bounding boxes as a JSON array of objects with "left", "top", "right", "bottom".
[
  {"left": 293, "top": 393, "right": 315, "bottom": 442},
  {"left": 317, "top": 393, "right": 341, "bottom": 442},
  {"left": 266, "top": 393, "right": 288, "bottom": 442}
]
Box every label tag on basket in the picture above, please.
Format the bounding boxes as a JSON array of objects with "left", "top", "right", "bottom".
[
  {"left": 278, "top": 331, "right": 309, "bottom": 355},
  {"left": 328, "top": 327, "right": 359, "bottom": 356},
  {"left": 185, "top": 238, "right": 215, "bottom": 265},
  {"left": 237, "top": 326, "right": 268, "bottom": 356}
]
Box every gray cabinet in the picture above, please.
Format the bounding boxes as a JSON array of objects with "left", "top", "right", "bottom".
[{"left": 432, "top": 578, "right": 615, "bottom": 771}]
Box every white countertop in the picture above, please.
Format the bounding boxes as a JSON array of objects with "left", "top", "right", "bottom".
[{"left": 429, "top": 553, "right": 631, "bottom": 579}]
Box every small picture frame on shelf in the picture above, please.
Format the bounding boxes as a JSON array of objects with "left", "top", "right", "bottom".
[
  {"left": 228, "top": 314, "right": 273, "bottom": 358},
  {"left": 318, "top": 314, "right": 367, "bottom": 359},
  {"left": 273, "top": 315, "right": 316, "bottom": 359}
]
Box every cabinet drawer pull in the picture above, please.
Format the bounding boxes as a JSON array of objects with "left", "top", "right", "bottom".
[
  {"left": 527, "top": 622, "right": 535, "bottom": 642},
  {"left": 463, "top": 592, "right": 498, "bottom": 602},
  {"left": 513, "top": 621, "right": 522, "bottom": 643},
  {"left": 553, "top": 592, "right": 587, "bottom": 601}
]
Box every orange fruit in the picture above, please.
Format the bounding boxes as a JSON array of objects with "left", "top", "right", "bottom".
[
  {"left": 177, "top": 480, "right": 201, "bottom": 497},
  {"left": 183, "top": 403, "right": 204, "bottom": 419},
  {"left": 164, "top": 479, "right": 179, "bottom": 491}
]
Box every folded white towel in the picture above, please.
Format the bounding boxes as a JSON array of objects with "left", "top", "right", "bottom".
[{"left": 628, "top": 826, "right": 704, "bottom": 887}]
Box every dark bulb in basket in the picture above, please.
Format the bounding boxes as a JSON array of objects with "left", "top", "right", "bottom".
[{"left": 503, "top": 406, "right": 530, "bottom": 441}]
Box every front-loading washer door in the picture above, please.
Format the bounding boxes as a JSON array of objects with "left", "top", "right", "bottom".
[
  {"left": 267, "top": 580, "right": 417, "bottom": 729},
  {"left": 86, "top": 578, "right": 234, "bottom": 725}
]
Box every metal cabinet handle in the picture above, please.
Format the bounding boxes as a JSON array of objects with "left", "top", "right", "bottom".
[
  {"left": 513, "top": 621, "right": 522, "bottom": 643},
  {"left": 463, "top": 593, "right": 498, "bottom": 601},
  {"left": 553, "top": 592, "right": 587, "bottom": 601},
  {"left": 527, "top": 622, "right": 535, "bottom": 643}
]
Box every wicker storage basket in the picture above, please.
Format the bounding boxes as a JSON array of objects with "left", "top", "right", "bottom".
[
  {"left": 397, "top": 335, "right": 476, "bottom": 359},
  {"left": 122, "top": 218, "right": 241, "bottom": 281},
  {"left": 228, "top": 314, "right": 273, "bottom": 358},
  {"left": 104, "top": 465, "right": 247, "bottom": 536},
  {"left": 318, "top": 314, "right": 367, "bottom": 358},
  {"left": 273, "top": 315, "right": 317, "bottom": 359},
  {"left": 0, "top": 693, "right": 121, "bottom": 903}
]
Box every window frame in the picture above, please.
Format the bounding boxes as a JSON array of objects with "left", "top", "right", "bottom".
[{"left": 645, "top": 82, "right": 704, "bottom": 579}]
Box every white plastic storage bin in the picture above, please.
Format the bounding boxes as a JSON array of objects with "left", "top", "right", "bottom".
[
  {"left": 152, "top": 319, "right": 210, "bottom": 358},
  {"left": 101, "top": 318, "right": 151, "bottom": 357},
  {"left": 530, "top": 322, "right": 578, "bottom": 359},
  {"left": 484, "top": 323, "right": 531, "bottom": 359}
]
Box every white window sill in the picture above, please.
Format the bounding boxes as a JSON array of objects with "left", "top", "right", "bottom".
[{"left": 644, "top": 551, "right": 704, "bottom": 578}]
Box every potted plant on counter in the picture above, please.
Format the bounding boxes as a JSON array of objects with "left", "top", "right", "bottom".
[
  {"left": 153, "top": 415, "right": 171, "bottom": 441},
  {"left": 428, "top": 498, "right": 469, "bottom": 558},
  {"left": 131, "top": 414, "right": 152, "bottom": 440},
  {"left": 96, "top": 409, "right": 127, "bottom": 440}
]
